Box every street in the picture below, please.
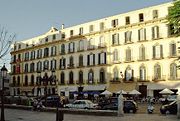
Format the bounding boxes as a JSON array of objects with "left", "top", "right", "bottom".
[{"left": 3, "top": 109, "right": 179, "bottom": 121}]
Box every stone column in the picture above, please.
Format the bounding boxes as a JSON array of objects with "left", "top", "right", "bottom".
[{"left": 117, "top": 93, "right": 124, "bottom": 117}]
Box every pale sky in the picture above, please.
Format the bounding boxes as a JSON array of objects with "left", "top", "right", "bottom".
[{"left": 0, "top": 0, "right": 172, "bottom": 70}]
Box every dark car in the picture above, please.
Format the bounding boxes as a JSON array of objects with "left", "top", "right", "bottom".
[
  {"left": 102, "top": 100, "right": 138, "bottom": 113},
  {"left": 160, "top": 100, "right": 177, "bottom": 114},
  {"left": 41, "top": 95, "right": 61, "bottom": 107}
]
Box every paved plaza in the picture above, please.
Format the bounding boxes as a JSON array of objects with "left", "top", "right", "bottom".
[{"left": 4, "top": 109, "right": 179, "bottom": 121}]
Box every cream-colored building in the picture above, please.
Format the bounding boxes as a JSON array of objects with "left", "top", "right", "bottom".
[{"left": 10, "top": 2, "right": 180, "bottom": 98}]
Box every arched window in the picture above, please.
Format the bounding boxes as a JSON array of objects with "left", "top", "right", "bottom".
[
  {"left": 51, "top": 46, "right": 56, "bottom": 56},
  {"left": 99, "top": 68, "right": 105, "bottom": 83},
  {"left": 30, "top": 62, "right": 35, "bottom": 72},
  {"left": 31, "top": 75, "right": 34, "bottom": 85},
  {"left": 170, "top": 63, "right": 177, "bottom": 79},
  {"left": 125, "top": 66, "right": 134, "bottom": 81},
  {"left": 113, "top": 49, "right": 118, "bottom": 61},
  {"left": 37, "top": 61, "right": 42, "bottom": 71},
  {"left": 126, "top": 47, "right": 132, "bottom": 61},
  {"left": 69, "top": 56, "right": 74, "bottom": 67},
  {"left": 88, "top": 69, "right": 94, "bottom": 84},
  {"left": 61, "top": 44, "right": 65, "bottom": 54},
  {"left": 139, "top": 45, "right": 145, "bottom": 60},
  {"left": 25, "top": 63, "right": 29, "bottom": 73},
  {"left": 139, "top": 65, "right": 146, "bottom": 81},
  {"left": 79, "top": 40, "right": 84, "bottom": 51},
  {"left": 44, "top": 47, "right": 49, "bottom": 57},
  {"left": 99, "top": 36, "right": 105, "bottom": 47},
  {"left": 113, "top": 67, "right": 119, "bottom": 81},
  {"left": 43, "top": 60, "right": 49, "bottom": 70},
  {"left": 60, "top": 72, "right": 65, "bottom": 84},
  {"left": 79, "top": 55, "right": 83, "bottom": 67},
  {"left": 79, "top": 71, "right": 83, "bottom": 84},
  {"left": 88, "top": 38, "right": 94, "bottom": 49},
  {"left": 154, "top": 64, "right": 161, "bottom": 80},
  {"left": 25, "top": 75, "right": 28, "bottom": 86},
  {"left": 69, "top": 71, "right": 74, "bottom": 84}
]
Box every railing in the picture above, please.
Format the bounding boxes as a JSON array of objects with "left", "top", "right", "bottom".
[
  {"left": 136, "top": 76, "right": 150, "bottom": 82},
  {"left": 152, "top": 75, "right": 166, "bottom": 81},
  {"left": 98, "top": 43, "right": 107, "bottom": 48}
]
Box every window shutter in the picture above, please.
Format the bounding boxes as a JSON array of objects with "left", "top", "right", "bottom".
[
  {"left": 54, "top": 60, "right": 56, "bottom": 69},
  {"left": 64, "top": 59, "right": 66, "bottom": 68},
  {"left": 157, "top": 26, "right": 159, "bottom": 38},
  {"left": 152, "top": 27, "right": 155, "bottom": 39},
  {"left": 138, "top": 29, "right": 140, "bottom": 41},
  {"left": 153, "top": 46, "right": 155, "bottom": 58},
  {"left": 131, "top": 69, "right": 134, "bottom": 81},
  {"left": 125, "top": 32, "right": 127, "bottom": 43},
  {"left": 117, "top": 34, "right": 119, "bottom": 44},
  {"left": 87, "top": 55, "right": 90, "bottom": 65},
  {"left": 160, "top": 45, "right": 163, "bottom": 58},
  {"left": 60, "top": 59, "right": 62, "bottom": 69},
  {"left": 93, "top": 54, "right": 95, "bottom": 65},
  {"left": 98, "top": 53, "right": 100, "bottom": 64},
  {"left": 144, "top": 28, "right": 146, "bottom": 40}
]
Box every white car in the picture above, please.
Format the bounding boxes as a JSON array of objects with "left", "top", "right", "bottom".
[{"left": 64, "top": 100, "right": 98, "bottom": 109}]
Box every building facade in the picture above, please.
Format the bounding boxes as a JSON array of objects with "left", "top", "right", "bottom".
[{"left": 10, "top": 2, "right": 180, "bottom": 98}]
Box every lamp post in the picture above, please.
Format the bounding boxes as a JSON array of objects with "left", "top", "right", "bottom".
[{"left": 1, "top": 64, "right": 7, "bottom": 121}]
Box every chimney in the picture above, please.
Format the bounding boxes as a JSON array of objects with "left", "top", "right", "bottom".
[{"left": 61, "top": 24, "right": 64, "bottom": 29}]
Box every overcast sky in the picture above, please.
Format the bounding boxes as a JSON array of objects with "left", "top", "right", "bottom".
[{"left": 0, "top": 0, "right": 172, "bottom": 70}]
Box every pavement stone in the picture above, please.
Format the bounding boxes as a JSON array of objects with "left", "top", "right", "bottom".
[{"left": 4, "top": 109, "right": 179, "bottom": 121}]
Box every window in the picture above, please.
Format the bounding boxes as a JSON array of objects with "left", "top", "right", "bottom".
[
  {"left": 70, "top": 30, "right": 74, "bottom": 36},
  {"left": 51, "top": 46, "right": 56, "bottom": 56},
  {"left": 125, "top": 47, "right": 132, "bottom": 61},
  {"left": 53, "top": 34, "right": 56, "bottom": 40},
  {"left": 79, "top": 71, "right": 83, "bottom": 84},
  {"left": 139, "top": 45, "right": 145, "bottom": 60},
  {"left": 87, "top": 53, "right": 95, "bottom": 66},
  {"left": 153, "top": 44, "right": 163, "bottom": 59},
  {"left": 170, "top": 63, "right": 177, "bottom": 80},
  {"left": 25, "top": 75, "right": 28, "bottom": 86},
  {"left": 25, "top": 63, "right": 29, "bottom": 73},
  {"left": 78, "top": 40, "right": 84, "bottom": 51},
  {"left": 69, "top": 56, "right": 74, "bottom": 67},
  {"left": 99, "top": 68, "right": 105, "bottom": 83},
  {"left": 68, "top": 42, "right": 75, "bottom": 53},
  {"left": 79, "top": 27, "right": 83, "bottom": 35},
  {"left": 60, "top": 58, "right": 66, "bottom": 69},
  {"left": 100, "top": 22, "right": 104, "bottom": 30},
  {"left": 112, "top": 19, "right": 118, "bottom": 27},
  {"left": 138, "top": 28, "right": 146, "bottom": 41},
  {"left": 99, "top": 36, "right": 105, "bottom": 47},
  {"left": 153, "top": 10, "right": 158, "bottom": 19},
  {"left": 44, "top": 48, "right": 49, "bottom": 57},
  {"left": 69, "top": 71, "right": 74, "bottom": 84},
  {"left": 50, "top": 59, "right": 56, "bottom": 70},
  {"left": 37, "top": 49, "right": 42, "bottom": 58},
  {"left": 125, "top": 16, "right": 130, "bottom": 25},
  {"left": 88, "top": 69, "right": 94, "bottom": 84},
  {"left": 18, "top": 54, "right": 21, "bottom": 61},
  {"left": 139, "top": 13, "right": 144, "bottom": 22},
  {"left": 60, "top": 72, "right": 65, "bottom": 84},
  {"left": 31, "top": 75, "right": 34, "bottom": 85},
  {"left": 98, "top": 52, "right": 106, "bottom": 64},
  {"left": 125, "top": 66, "right": 134, "bottom": 81},
  {"left": 37, "top": 61, "right": 42, "bottom": 71},
  {"left": 152, "top": 26, "right": 159, "bottom": 39},
  {"left": 60, "top": 44, "right": 65, "bottom": 54},
  {"left": 89, "top": 25, "right": 94, "bottom": 32},
  {"left": 30, "top": 51, "right": 35, "bottom": 60},
  {"left": 45, "top": 37, "right": 48, "bottom": 42},
  {"left": 139, "top": 65, "right": 146, "bottom": 81},
  {"left": 169, "top": 43, "right": 176, "bottom": 56},
  {"left": 154, "top": 64, "right": 161, "bottom": 80},
  {"left": 113, "top": 49, "right": 119, "bottom": 61},
  {"left": 112, "top": 33, "right": 119, "bottom": 45},
  {"left": 43, "top": 60, "right": 49, "bottom": 70},
  {"left": 125, "top": 31, "right": 132, "bottom": 43},
  {"left": 79, "top": 55, "right": 83, "bottom": 67},
  {"left": 30, "top": 63, "right": 35, "bottom": 72},
  {"left": 61, "top": 33, "right": 65, "bottom": 39},
  {"left": 88, "top": 38, "right": 95, "bottom": 49},
  {"left": 18, "top": 44, "right": 21, "bottom": 49}
]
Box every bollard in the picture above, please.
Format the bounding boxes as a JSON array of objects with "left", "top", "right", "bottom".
[
  {"left": 56, "top": 108, "right": 64, "bottom": 121},
  {"left": 117, "top": 93, "right": 124, "bottom": 117},
  {"left": 177, "top": 94, "right": 180, "bottom": 119}
]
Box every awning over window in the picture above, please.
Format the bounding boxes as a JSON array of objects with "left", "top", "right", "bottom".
[
  {"left": 107, "top": 83, "right": 137, "bottom": 93},
  {"left": 147, "top": 82, "right": 180, "bottom": 90},
  {"left": 83, "top": 85, "right": 106, "bottom": 91}
]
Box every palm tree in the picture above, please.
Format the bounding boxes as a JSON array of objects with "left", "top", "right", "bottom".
[{"left": 167, "top": 0, "right": 180, "bottom": 35}]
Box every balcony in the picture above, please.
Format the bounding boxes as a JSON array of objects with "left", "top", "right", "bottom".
[
  {"left": 98, "top": 43, "right": 107, "bottom": 48},
  {"left": 76, "top": 63, "right": 84, "bottom": 68},
  {"left": 68, "top": 49, "right": 75, "bottom": 54},
  {"left": 152, "top": 55, "right": 163, "bottom": 60},
  {"left": 137, "top": 55, "right": 149, "bottom": 61},
  {"left": 110, "top": 78, "right": 121, "bottom": 83},
  {"left": 152, "top": 75, "right": 166, "bottom": 82},
  {"left": 168, "top": 52, "right": 177, "bottom": 58},
  {"left": 87, "top": 46, "right": 95, "bottom": 50},
  {"left": 60, "top": 51, "right": 66, "bottom": 55},
  {"left": 124, "top": 57, "right": 134, "bottom": 63},
  {"left": 77, "top": 47, "right": 85, "bottom": 52},
  {"left": 137, "top": 76, "right": 150, "bottom": 82},
  {"left": 67, "top": 64, "right": 75, "bottom": 69},
  {"left": 59, "top": 66, "right": 66, "bottom": 70}
]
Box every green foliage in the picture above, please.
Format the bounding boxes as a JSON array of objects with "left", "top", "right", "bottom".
[{"left": 168, "top": 0, "right": 180, "bottom": 35}]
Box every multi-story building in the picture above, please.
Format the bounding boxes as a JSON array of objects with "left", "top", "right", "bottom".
[{"left": 10, "top": 2, "right": 180, "bottom": 99}]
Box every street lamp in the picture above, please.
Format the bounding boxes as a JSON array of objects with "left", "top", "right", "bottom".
[{"left": 1, "top": 64, "right": 7, "bottom": 121}]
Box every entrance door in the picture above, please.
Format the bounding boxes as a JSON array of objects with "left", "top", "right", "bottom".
[{"left": 139, "top": 85, "right": 147, "bottom": 98}]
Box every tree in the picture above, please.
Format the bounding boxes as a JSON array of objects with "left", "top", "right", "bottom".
[
  {"left": 167, "top": 0, "right": 180, "bottom": 35},
  {"left": 0, "top": 27, "right": 15, "bottom": 60}
]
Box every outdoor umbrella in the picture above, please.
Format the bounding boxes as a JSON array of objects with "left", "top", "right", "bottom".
[
  {"left": 129, "top": 89, "right": 141, "bottom": 95},
  {"left": 100, "top": 90, "right": 112, "bottom": 95},
  {"left": 116, "top": 90, "right": 127, "bottom": 94},
  {"left": 159, "top": 88, "right": 174, "bottom": 95}
]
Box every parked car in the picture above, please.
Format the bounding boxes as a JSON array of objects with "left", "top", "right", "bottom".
[
  {"left": 41, "top": 95, "right": 61, "bottom": 107},
  {"left": 64, "top": 100, "right": 99, "bottom": 109},
  {"left": 160, "top": 100, "right": 177, "bottom": 114},
  {"left": 102, "top": 99, "right": 138, "bottom": 113}
]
